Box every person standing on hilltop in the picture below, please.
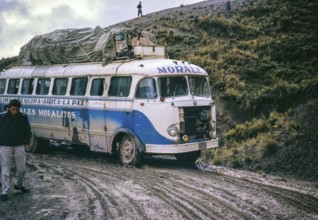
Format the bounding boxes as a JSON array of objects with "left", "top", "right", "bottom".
[
  {"left": 137, "top": 1, "right": 142, "bottom": 17},
  {"left": 225, "top": 0, "right": 231, "bottom": 14},
  {"left": 0, "top": 99, "right": 32, "bottom": 201}
]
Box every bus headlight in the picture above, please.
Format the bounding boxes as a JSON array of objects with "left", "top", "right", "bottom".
[
  {"left": 182, "top": 134, "right": 189, "bottom": 142},
  {"left": 209, "top": 130, "right": 216, "bottom": 138},
  {"left": 167, "top": 125, "right": 179, "bottom": 137}
]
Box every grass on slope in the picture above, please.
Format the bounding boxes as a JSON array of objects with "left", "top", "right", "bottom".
[{"left": 154, "top": 0, "right": 318, "bottom": 173}]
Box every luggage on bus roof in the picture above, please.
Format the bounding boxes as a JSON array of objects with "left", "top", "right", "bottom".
[{"left": 19, "top": 26, "right": 157, "bottom": 66}]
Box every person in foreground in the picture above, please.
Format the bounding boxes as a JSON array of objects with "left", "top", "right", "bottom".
[{"left": 0, "top": 99, "right": 32, "bottom": 201}]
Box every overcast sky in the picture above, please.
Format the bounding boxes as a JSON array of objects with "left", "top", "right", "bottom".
[{"left": 0, "top": 0, "right": 203, "bottom": 59}]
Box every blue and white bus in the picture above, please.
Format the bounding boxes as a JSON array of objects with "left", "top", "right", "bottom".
[{"left": 0, "top": 46, "right": 218, "bottom": 166}]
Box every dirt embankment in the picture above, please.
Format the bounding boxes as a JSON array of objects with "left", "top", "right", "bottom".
[{"left": 1, "top": 149, "right": 317, "bottom": 220}]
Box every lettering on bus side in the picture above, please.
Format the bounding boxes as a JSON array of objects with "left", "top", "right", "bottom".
[
  {"left": 157, "top": 65, "right": 204, "bottom": 74},
  {"left": 1, "top": 97, "right": 81, "bottom": 119},
  {"left": 21, "top": 107, "right": 76, "bottom": 119},
  {"left": 0, "top": 97, "right": 10, "bottom": 102},
  {"left": 20, "top": 97, "right": 84, "bottom": 106}
]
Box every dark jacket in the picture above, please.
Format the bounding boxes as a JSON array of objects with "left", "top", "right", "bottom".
[{"left": 0, "top": 111, "right": 32, "bottom": 146}]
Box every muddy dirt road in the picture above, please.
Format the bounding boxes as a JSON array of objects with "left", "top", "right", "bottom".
[{"left": 0, "top": 149, "right": 317, "bottom": 220}]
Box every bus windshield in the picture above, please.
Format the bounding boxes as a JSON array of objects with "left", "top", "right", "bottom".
[
  {"left": 158, "top": 76, "right": 188, "bottom": 97},
  {"left": 189, "top": 76, "right": 210, "bottom": 97}
]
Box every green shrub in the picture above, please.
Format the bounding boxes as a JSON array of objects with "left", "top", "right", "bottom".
[
  {"left": 213, "top": 156, "right": 222, "bottom": 165},
  {"left": 224, "top": 118, "right": 269, "bottom": 143},
  {"left": 256, "top": 135, "right": 279, "bottom": 159}
]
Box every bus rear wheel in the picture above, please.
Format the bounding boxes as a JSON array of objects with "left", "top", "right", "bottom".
[
  {"left": 175, "top": 151, "right": 201, "bottom": 165},
  {"left": 119, "top": 134, "right": 141, "bottom": 166},
  {"left": 26, "top": 135, "right": 49, "bottom": 153}
]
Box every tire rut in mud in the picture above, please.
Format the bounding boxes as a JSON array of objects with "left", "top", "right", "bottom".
[
  {"left": 1, "top": 151, "right": 316, "bottom": 220},
  {"left": 171, "top": 167, "right": 318, "bottom": 219}
]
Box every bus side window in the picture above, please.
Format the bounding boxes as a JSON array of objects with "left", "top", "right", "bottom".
[
  {"left": 21, "top": 79, "right": 34, "bottom": 95},
  {"left": 136, "top": 78, "right": 157, "bottom": 99},
  {"left": 70, "top": 77, "right": 88, "bottom": 96},
  {"left": 53, "top": 78, "right": 68, "bottom": 95},
  {"left": 108, "top": 76, "right": 132, "bottom": 97},
  {"left": 36, "top": 78, "right": 51, "bottom": 95},
  {"left": 90, "top": 78, "right": 104, "bottom": 96},
  {"left": 7, "top": 79, "right": 20, "bottom": 94},
  {"left": 0, "top": 79, "right": 6, "bottom": 94}
]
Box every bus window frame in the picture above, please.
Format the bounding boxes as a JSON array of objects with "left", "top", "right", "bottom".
[
  {"left": 0, "top": 79, "right": 6, "bottom": 94},
  {"left": 188, "top": 75, "right": 211, "bottom": 97},
  {"left": 158, "top": 76, "right": 188, "bottom": 97},
  {"left": 108, "top": 76, "right": 132, "bottom": 97},
  {"left": 135, "top": 77, "right": 158, "bottom": 99},
  {"left": 35, "top": 78, "right": 51, "bottom": 95},
  {"left": 90, "top": 77, "right": 105, "bottom": 97},
  {"left": 7, "top": 78, "right": 20, "bottom": 95},
  {"left": 21, "top": 78, "right": 35, "bottom": 95},
  {"left": 52, "top": 77, "right": 69, "bottom": 96},
  {"left": 70, "top": 77, "right": 88, "bottom": 96}
]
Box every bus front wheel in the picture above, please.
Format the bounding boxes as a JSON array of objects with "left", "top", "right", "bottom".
[{"left": 119, "top": 134, "right": 141, "bottom": 166}]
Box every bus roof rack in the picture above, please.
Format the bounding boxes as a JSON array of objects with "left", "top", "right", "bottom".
[{"left": 134, "top": 46, "right": 165, "bottom": 59}]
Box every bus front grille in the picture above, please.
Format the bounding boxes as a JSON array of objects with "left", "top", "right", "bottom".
[{"left": 182, "top": 106, "right": 211, "bottom": 141}]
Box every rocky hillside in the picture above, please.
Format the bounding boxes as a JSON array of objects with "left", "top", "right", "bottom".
[{"left": 1, "top": 0, "right": 317, "bottom": 181}]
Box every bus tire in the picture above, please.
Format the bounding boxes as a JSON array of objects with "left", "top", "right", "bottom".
[
  {"left": 175, "top": 151, "right": 201, "bottom": 165},
  {"left": 119, "top": 134, "right": 141, "bottom": 166},
  {"left": 26, "top": 136, "right": 49, "bottom": 153}
]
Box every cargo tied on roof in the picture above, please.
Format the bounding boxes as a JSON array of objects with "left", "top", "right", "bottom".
[{"left": 18, "top": 26, "right": 157, "bottom": 66}]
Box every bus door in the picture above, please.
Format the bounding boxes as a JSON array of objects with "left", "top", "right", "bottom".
[
  {"left": 105, "top": 76, "right": 134, "bottom": 149},
  {"left": 133, "top": 77, "right": 160, "bottom": 140},
  {"left": 88, "top": 77, "right": 110, "bottom": 153}
]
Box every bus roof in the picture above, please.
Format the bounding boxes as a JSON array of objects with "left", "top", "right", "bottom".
[{"left": 0, "top": 58, "right": 208, "bottom": 78}]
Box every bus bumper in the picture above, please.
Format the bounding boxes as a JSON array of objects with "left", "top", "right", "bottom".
[{"left": 145, "top": 138, "right": 218, "bottom": 154}]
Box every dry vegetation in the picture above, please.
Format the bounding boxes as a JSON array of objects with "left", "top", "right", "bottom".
[{"left": 1, "top": 0, "right": 317, "bottom": 181}]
